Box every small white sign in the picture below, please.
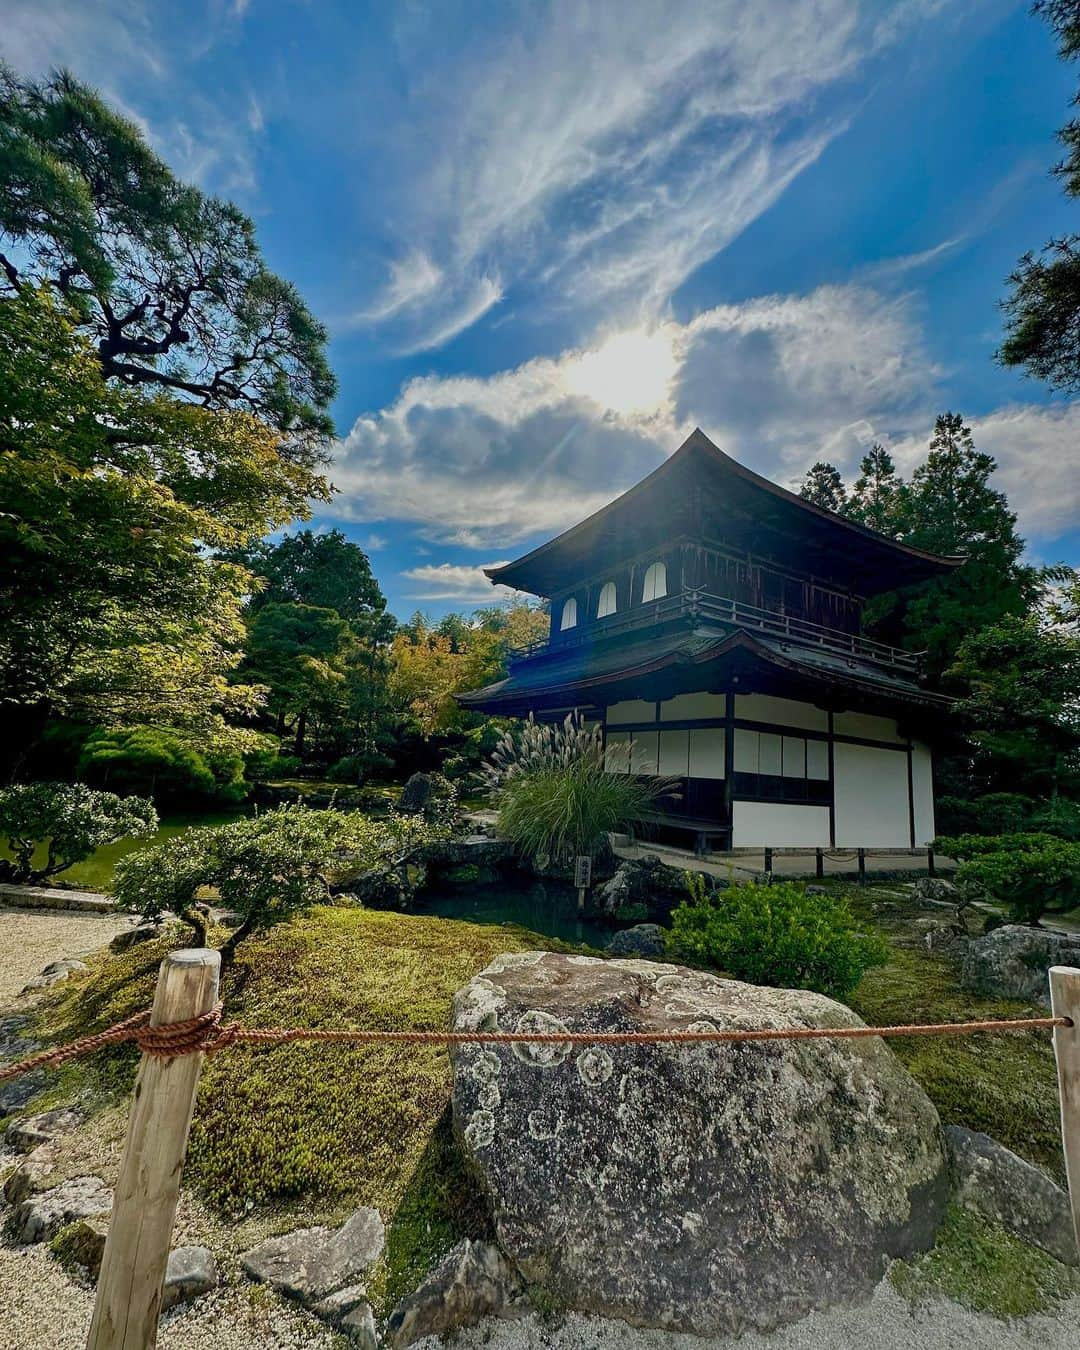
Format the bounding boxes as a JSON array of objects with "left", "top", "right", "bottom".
[{"left": 574, "top": 855, "right": 592, "bottom": 889}]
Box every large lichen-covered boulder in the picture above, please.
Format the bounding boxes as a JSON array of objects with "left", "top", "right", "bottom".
[
  {"left": 450, "top": 952, "right": 948, "bottom": 1335},
  {"left": 961, "top": 924, "right": 1080, "bottom": 1006}
]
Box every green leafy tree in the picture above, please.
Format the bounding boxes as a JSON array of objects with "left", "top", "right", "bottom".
[
  {"left": 0, "top": 781, "right": 156, "bottom": 884},
  {"left": 0, "top": 67, "right": 335, "bottom": 458},
  {"left": 846, "top": 444, "right": 903, "bottom": 534},
  {"left": 666, "top": 878, "right": 888, "bottom": 999},
  {"left": 238, "top": 602, "right": 357, "bottom": 758},
  {"left": 999, "top": 3, "right": 1080, "bottom": 390},
  {"left": 946, "top": 614, "right": 1080, "bottom": 800},
  {"left": 0, "top": 287, "right": 321, "bottom": 773},
  {"left": 798, "top": 461, "right": 847, "bottom": 513}
]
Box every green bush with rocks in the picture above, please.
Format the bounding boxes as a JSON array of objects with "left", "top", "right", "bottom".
[
  {"left": 937, "top": 831, "right": 1080, "bottom": 925},
  {"left": 666, "top": 878, "right": 889, "bottom": 999}
]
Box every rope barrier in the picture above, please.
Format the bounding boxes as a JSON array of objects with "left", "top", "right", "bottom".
[{"left": 0, "top": 1003, "right": 1069, "bottom": 1083}]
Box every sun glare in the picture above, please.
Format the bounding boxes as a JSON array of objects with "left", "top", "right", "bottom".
[{"left": 566, "top": 327, "right": 677, "bottom": 415}]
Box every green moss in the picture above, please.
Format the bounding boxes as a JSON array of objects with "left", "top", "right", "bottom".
[
  {"left": 848, "top": 932, "right": 1064, "bottom": 1181},
  {"left": 890, "top": 1207, "right": 1080, "bottom": 1318}
]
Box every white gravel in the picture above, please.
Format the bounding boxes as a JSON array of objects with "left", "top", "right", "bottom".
[
  {"left": 0, "top": 908, "right": 130, "bottom": 1004},
  {"left": 0, "top": 1244, "right": 336, "bottom": 1350},
  {"left": 413, "top": 1284, "right": 1080, "bottom": 1350}
]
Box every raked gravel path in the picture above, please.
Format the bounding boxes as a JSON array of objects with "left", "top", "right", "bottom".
[{"left": 0, "top": 907, "right": 130, "bottom": 1004}]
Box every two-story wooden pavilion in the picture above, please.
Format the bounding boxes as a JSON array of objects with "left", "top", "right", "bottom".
[{"left": 459, "top": 429, "right": 962, "bottom": 853}]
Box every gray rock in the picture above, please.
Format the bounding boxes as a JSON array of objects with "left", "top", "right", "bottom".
[
  {"left": 387, "top": 1239, "right": 527, "bottom": 1347},
  {"left": 52, "top": 1214, "right": 110, "bottom": 1276},
  {"left": 312, "top": 1285, "right": 376, "bottom": 1344},
  {"left": 161, "top": 1246, "right": 219, "bottom": 1310},
  {"left": 805, "top": 885, "right": 828, "bottom": 895},
  {"left": 421, "top": 835, "right": 514, "bottom": 869},
  {"left": 5, "top": 1107, "right": 85, "bottom": 1152},
  {"left": 960, "top": 924, "right": 1080, "bottom": 1006},
  {"left": 605, "top": 924, "right": 667, "bottom": 959},
  {"left": 13, "top": 1175, "right": 111, "bottom": 1244},
  {"left": 0, "top": 1068, "right": 45, "bottom": 1114},
  {"left": 110, "top": 922, "right": 163, "bottom": 952},
  {"left": 946, "top": 1126, "right": 1078, "bottom": 1265},
  {"left": 20, "top": 959, "right": 88, "bottom": 994},
  {"left": 399, "top": 772, "right": 455, "bottom": 821},
  {"left": 451, "top": 952, "right": 948, "bottom": 1336},
  {"left": 595, "top": 855, "right": 685, "bottom": 918},
  {"left": 911, "top": 877, "right": 958, "bottom": 904},
  {"left": 3, "top": 1141, "right": 62, "bottom": 1206},
  {"left": 241, "top": 1206, "right": 384, "bottom": 1305}
]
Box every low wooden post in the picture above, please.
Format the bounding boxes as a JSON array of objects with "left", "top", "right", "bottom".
[
  {"left": 815, "top": 848, "right": 824, "bottom": 880},
  {"left": 1050, "top": 966, "right": 1080, "bottom": 1260},
  {"left": 87, "top": 949, "right": 220, "bottom": 1350},
  {"left": 857, "top": 848, "right": 866, "bottom": 886},
  {"left": 763, "top": 847, "right": 773, "bottom": 876},
  {"left": 927, "top": 846, "right": 936, "bottom": 878}
]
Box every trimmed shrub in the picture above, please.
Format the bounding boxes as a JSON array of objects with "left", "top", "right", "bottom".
[
  {"left": 112, "top": 803, "right": 451, "bottom": 955},
  {"left": 937, "top": 832, "right": 1080, "bottom": 925},
  {"left": 77, "top": 727, "right": 246, "bottom": 805},
  {"left": 666, "top": 878, "right": 889, "bottom": 999},
  {"left": 0, "top": 781, "right": 157, "bottom": 884}
]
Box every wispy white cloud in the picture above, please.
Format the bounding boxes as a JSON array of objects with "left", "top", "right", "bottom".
[
  {"left": 402, "top": 562, "right": 519, "bottom": 601},
  {"left": 354, "top": 0, "right": 936, "bottom": 350}
]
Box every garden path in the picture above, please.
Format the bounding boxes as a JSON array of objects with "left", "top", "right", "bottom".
[{"left": 0, "top": 907, "right": 129, "bottom": 1003}]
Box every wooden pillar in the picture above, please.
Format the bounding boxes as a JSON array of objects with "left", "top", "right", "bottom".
[
  {"left": 927, "top": 846, "right": 936, "bottom": 878},
  {"left": 87, "top": 949, "right": 220, "bottom": 1350},
  {"left": 857, "top": 848, "right": 866, "bottom": 886},
  {"left": 815, "top": 848, "right": 824, "bottom": 880},
  {"left": 763, "top": 848, "right": 773, "bottom": 876},
  {"left": 1050, "top": 966, "right": 1080, "bottom": 1261}
]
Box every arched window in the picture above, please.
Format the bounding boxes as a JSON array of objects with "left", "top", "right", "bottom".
[
  {"left": 642, "top": 561, "right": 667, "bottom": 602},
  {"left": 559, "top": 596, "right": 578, "bottom": 631},
  {"left": 597, "top": 581, "right": 618, "bottom": 618}
]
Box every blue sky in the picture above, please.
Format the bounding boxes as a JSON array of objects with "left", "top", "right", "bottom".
[{"left": 6, "top": 1, "right": 1080, "bottom": 619}]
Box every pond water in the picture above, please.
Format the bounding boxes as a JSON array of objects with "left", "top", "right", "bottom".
[
  {"left": 421, "top": 877, "right": 616, "bottom": 949},
  {"left": 4, "top": 809, "right": 248, "bottom": 892}
]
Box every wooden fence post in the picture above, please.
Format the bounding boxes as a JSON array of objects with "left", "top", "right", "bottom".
[
  {"left": 87, "top": 949, "right": 220, "bottom": 1350},
  {"left": 1050, "top": 966, "right": 1080, "bottom": 1261}
]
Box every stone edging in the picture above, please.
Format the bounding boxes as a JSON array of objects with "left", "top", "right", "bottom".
[{"left": 0, "top": 883, "right": 116, "bottom": 914}]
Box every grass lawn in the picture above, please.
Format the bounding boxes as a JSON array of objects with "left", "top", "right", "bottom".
[{"left": 4, "top": 881, "right": 1073, "bottom": 1319}]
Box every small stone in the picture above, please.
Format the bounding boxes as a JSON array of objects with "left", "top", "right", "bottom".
[
  {"left": 946, "top": 1125, "right": 1078, "bottom": 1265},
  {"left": 41, "top": 960, "right": 87, "bottom": 976},
  {"left": 805, "top": 885, "right": 827, "bottom": 895},
  {"left": 340, "top": 1301, "right": 378, "bottom": 1348},
  {"left": 3, "top": 1141, "right": 62, "bottom": 1205},
  {"left": 13, "top": 1175, "right": 111, "bottom": 1244},
  {"left": 52, "top": 1214, "right": 110, "bottom": 1276},
  {"left": 6, "top": 1107, "right": 85, "bottom": 1152},
  {"left": 0, "top": 1067, "right": 45, "bottom": 1114},
  {"left": 605, "top": 924, "right": 666, "bottom": 959},
  {"left": 161, "top": 1246, "right": 219, "bottom": 1310},
  {"left": 109, "top": 923, "right": 162, "bottom": 952},
  {"left": 241, "top": 1206, "right": 384, "bottom": 1304},
  {"left": 387, "top": 1239, "right": 527, "bottom": 1347},
  {"left": 912, "top": 877, "right": 958, "bottom": 903}
]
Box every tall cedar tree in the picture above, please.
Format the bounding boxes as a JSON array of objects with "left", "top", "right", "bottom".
[
  {"left": 999, "top": 2, "right": 1080, "bottom": 389},
  {"left": 846, "top": 444, "right": 903, "bottom": 535},
  {"left": 0, "top": 67, "right": 335, "bottom": 460}
]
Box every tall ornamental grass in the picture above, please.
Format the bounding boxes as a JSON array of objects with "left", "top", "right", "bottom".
[{"left": 482, "top": 712, "right": 670, "bottom": 865}]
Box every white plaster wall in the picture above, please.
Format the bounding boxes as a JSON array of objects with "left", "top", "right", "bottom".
[
  {"left": 604, "top": 731, "right": 631, "bottom": 772},
  {"left": 832, "top": 711, "right": 904, "bottom": 744},
  {"left": 833, "top": 742, "right": 910, "bottom": 846},
  {"left": 733, "top": 802, "right": 830, "bottom": 847},
  {"left": 911, "top": 741, "right": 936, "bottom": 845},
  {"left": 688, "top": 728, "right": 726, "bottom": 779},
  {"left": 607, "top": 699, "right": 656, "bottom": 725},
  {"left": 734, "top": 693, "right": 828, "bottom": 732},
  {"left": 659, "top": 692, "right": 726, "bottom": 720}
]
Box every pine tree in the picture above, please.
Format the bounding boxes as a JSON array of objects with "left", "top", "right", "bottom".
[
  {"left": 846, "top": 444, "right": 903, "bottom": 535},
  {"left": 798, "top": 462, "right": 847, "bottom": 513}
]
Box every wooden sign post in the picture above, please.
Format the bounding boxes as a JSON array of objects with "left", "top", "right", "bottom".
[
  {"left": 574, "top": 855, "right": 592, "bottom": 914},
  {"left": 87, "top": 949, "right": 219, "bottom": 1350},
  {"left": 1050, "top": 965, "right": 1080, "bottom": 1262}
]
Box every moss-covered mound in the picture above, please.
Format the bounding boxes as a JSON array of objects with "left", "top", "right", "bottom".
[{"left": 16, "top": 905, "right": 579, "bottom": 1311}]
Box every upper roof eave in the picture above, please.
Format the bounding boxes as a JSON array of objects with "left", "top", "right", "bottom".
[{"left": 484, "top": 428, "right": 964, "bottom": 594}]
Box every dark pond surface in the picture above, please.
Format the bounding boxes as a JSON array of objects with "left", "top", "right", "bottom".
[{"left": 420, "top": 877, "right": 615, "bottom": 949}]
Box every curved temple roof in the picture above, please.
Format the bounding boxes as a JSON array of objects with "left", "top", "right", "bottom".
[{"left": 486, "top": 428, "right": 963, "bottom": 598}]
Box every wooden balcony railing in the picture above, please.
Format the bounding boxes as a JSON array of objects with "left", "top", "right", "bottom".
[{"left": 508, "top": 588, "right": 922, "bottom": 675}]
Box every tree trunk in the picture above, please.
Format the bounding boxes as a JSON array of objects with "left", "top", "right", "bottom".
[
  {"left": 294, "top": 709, "right": 307, "bottom": 758},
  {"left": 219, "top": 915, "right": 257, "bottom": 964}
]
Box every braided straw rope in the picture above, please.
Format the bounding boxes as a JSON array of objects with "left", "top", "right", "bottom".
[{"left": 0, "top": 1005, "right": 1069, "bottom": 1083}]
